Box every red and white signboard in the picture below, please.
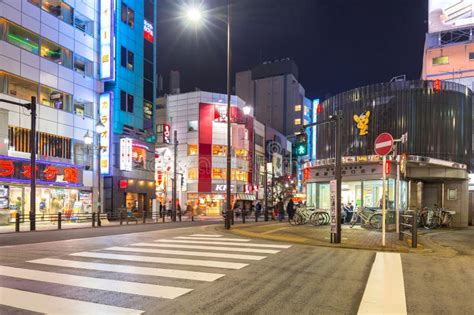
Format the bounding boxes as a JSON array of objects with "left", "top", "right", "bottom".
[{"left": 374, "top": 133, "right": 394, "bottom": 156}]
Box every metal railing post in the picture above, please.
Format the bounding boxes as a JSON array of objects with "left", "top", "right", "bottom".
[
  {"left": 412, "top": 213, "right": 417, "bottom": 248},
  {"left": 120, "top": 210, "right": 123, "bottom": 225},
  {"left": 58, "top": 212, "right": 62, "bottom": 230},
  {"left": 143, "top": 210, "right": 146, "bottom": 224},
  {"left": 15, "top": 212, "right": 20, "bottom": 232},
  {"left": 92, "top": 212, "right": 96, "bottom": 227},
  {"left": 399, "top": 211, "right": 404, "bottom": 241},
  {"left": 97, "top": 210, "right": 101, "bottom": 227},
  {"left": 242, "top": 210, "right": 246, "bottom": 224}
]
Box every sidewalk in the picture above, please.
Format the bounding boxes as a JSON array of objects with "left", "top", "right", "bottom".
[{"left": 219, "top": 221, "right": 430, "bottom": 253}]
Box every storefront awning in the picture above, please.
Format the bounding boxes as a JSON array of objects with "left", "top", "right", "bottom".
[{"left": 236, "top": 193, "right": 256, "bottom": 201}]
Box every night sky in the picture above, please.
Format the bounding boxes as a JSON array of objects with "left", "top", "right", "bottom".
[{"left": 157, "top": 0, "right": 428, "bottom": 99}]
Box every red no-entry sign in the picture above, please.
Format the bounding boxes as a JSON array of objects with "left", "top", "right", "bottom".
[{"left": 374, "top": 133, "right": 394, "bottom": 156}]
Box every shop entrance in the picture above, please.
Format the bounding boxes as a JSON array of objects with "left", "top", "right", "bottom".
[{"left": 125, "top": 192, "right": 147, "bottom": 214}]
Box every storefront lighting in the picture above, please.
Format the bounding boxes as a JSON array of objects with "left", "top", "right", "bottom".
[{"left": 139, "top": 180, "right": 145, "bottom": 186}]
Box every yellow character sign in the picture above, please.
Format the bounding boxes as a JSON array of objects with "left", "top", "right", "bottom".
[{"left": 353, "top": 111, "right": 371, "bottom": 136}]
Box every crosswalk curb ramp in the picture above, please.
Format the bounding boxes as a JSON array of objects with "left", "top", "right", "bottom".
[{"left": 0, "top": 233, "right": 292, "bottom": 314}]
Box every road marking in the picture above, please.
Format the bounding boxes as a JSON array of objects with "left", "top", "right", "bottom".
[
  {"left": 70, "top": 252, "right": 248, "bottom": 270},
  {"left": 0, "top": 266, "right": 192, "bottom": 299},
  {"left": 29, "top": 258, "right": 225, "bottom": 282},
  {"left": 104, "top": 246, "right": 267, "bottom": 260},
  {"left": 156, "top": 239, "right": 292, "bottom": 249},
  {"left": 358, "top": 252, "right": 407, "bottom": 315},
  {"left": 190, "top": 234, "right": 222, "bottom": 237},
  {"left": 133, "top": 242, "right": 280, "bottom": 254},
  {"left": 0, "top": 287, "right": 143, "bottom": 315},
  {"left": 175, "top": 236, "right": 251, "bottom": 242}
]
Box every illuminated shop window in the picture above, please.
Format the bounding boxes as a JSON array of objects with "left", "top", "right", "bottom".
[
  {"left": 294, "top": 118, "right": 301, "bottom": 125},
  {"left": 212, "top": 145, "right": 227, "bottom": 156},
  {"left": 212, "top": 168, "right": 225, "bottom": 180},
  {"left": 0, "top": 71, "right": 38, "bottom": 102},
  {"left": 294, "top": 105, "right": 302, "bottom": 112},
  {"left": 188, "top": 144, "right": 198, "bottom": 156},
  {"left": 188, "top": 168, "right": 198, "bottom": 180},
  {"left": 41, "top": 37, "right": 72, "bottom": 68},
  {"left": 42, "top": 0, "right": 73, "bottom": 25},
  {"left": 1, "top": 18, "right": 39, "bottom": 54},
  {"left": 40, "top": 85, "right": 72, "bottom": 111},
  {"left": 235, "top": 148, "right": 248, "bottom": 159},
  {"left": 432, "top": 56, "right": 448, "bottom": 65}
]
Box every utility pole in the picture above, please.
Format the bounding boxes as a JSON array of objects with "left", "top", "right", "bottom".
[
  {"left": 264, "top": 159, "right": 269, "bottom": 221},
  {"left": 172, "top": 130, "right": 178, "bottom": 222},
  {"left": 225, "top": 2, "right": 232, "bottom": 230}
]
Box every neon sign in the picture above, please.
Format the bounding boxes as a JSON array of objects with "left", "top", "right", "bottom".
[
  {"left": 144, "top": 20, "right": 154, "bottom": 43},
  {"left": 120, "top": 138, "right": 133, "bottom": 171},
  {"left": 99, "top": 92, "right": 112, "bottom": 175},
  {"left": 100, "top": 0, "right": 114, "bottom": 80}
]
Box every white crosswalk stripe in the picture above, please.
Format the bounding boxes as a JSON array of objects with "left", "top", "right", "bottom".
[
  {"left": 0, "top": 287, "right": 143, "bottom": 315},
  {"left": 175, "top": 236, "right": 251, "bottom": 242},
  {"left": 70, "top": 251, "right": 249, "bottom": 269},
  {"left": 0, "top": 233, "right": 292, "bottom": 313},
  {"left": 104, "top": 246, "right": 267, "bottom": 260},
  {"left": 28, "top": 258, "right": 225, "bottom": 282},
  {"left": 156, "top": 239, "right": 292, "bottom": 249},
  {"left": 132, "top": 242, "right": 281, "bottom": 254},
  {"left": 0, "top": 265, "right": 193, "bottom": 299}
]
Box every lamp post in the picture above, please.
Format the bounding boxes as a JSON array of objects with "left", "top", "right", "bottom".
[
  {"left": 184, "top": 2, "right": 233, "bottom": 229},
  {"left": 84, "top": 121, "right": 106, "bottom": 224}
]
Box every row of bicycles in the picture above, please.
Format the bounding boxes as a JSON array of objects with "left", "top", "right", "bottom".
[
  {"left": 418, "top": 207, "right": 455, "bottom": 229},
  {"left": 289, "top": 207, "right": 330, "bottom": 226}
]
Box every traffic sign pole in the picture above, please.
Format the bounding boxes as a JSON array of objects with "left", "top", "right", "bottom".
[{"left": 382, "top": 155, "right": 387, "bottom": 247}]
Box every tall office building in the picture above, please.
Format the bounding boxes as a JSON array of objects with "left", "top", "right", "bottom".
[
  {"left": 236, "top": 59, "right": 306, "bottom": 137},
  {"left": 101, "top": 0, "right": 157, "bottom": 216},
  {"left": 0, "top": 0, "right": 100, "bottom": 223},
  {"left": 169, "top": 70, "right": 180, "bottom": 95}
]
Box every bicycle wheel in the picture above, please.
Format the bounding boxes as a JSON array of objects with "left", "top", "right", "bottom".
[
  {"left": 350, "top": 213, "right": 358, "bottom": 228},
  {"left": 369, "top": 213, "right": 383, "bottom": 230},
  {"left": 310, "top": 212, "right": 324, "bottom": 226},
  {"left": 289, "top": 213, "right": 299, "bottom": 225},
  {"left": 323, "top": 212, "right": 330, "bottom": 225}
]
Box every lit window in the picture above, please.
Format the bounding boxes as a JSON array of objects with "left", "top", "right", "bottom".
[
  {"left": 121, "top": 3, "right": 134, "bottom": 28},
  {"left": 212, "top": 145, "right": 227, "bottom": 156},
  {"left": 120, "top": 46, "right": 134, "bottom": 71},
  {"left": 212, "top": 168, "right": 225, "bottom": 179},
  {"left": 188, "top": 168, "right": 198, "bottom": 180},
  {"left": 41, "top": 37, "right": 73, "bottom": 68},
  {"left": 294, "top": 118, "right": 301, "bottom": 125},
  {"left": 432, "top": 56, "right": 448, "bottom": 65},
  {"left": 39, "top": 85, "right": 72, "bottom": 111},
  {"left": 188, "top": 144, "right": 198, "bottom": 156},
  {"left": 235, "top": 149, "right": 248, "bottom": 159},
  {"left": 294, "top": 105, "right": 302, "bottom": 112},
  {"left": 74, "top": 55, "right": 93, "bottom": 77},
  {"left": 188, "top": 120, "right": 198, "bottom": 132},
  {"left": 0, "top": 71, "right": 38, "bottom": 102},
  {"left": 1, "top": 18, "right": 39, "bottom": 55},
  {"left": 41, "top": 0, "right": 73, "bottom": 25}
]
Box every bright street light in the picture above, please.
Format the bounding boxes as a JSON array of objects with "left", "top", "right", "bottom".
[
  {"left": 96, "top": 121, "right": 106, "bottom": 134},
  {"left": 243, "top": 104, "right": 252, "bottom": 116},
  {"left": 84, "top": 130, "right": 93, "bottom": 145},
  {"left": 185, "top": 6, "right": 203, "bottom": 24}
]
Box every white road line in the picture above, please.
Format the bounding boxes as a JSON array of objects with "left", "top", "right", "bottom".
[
  {"left": 156, "top": 239, "right": 292, "bottom": 249},
  {"left": 104, "top": 246, "right": 267, "bottom": 260},
  {"left": 70, "top": 252, "right": 248, "bottom": 270},
  {"left": 133, "top": 242, "right": 280, "bottom": 254},
  {"left": 358, "top": 252, "right": 407, "bottom": 315},
  {"left": 175, "top": 237, "right": 251, "bottom": 242},
  {"left": 0, "top": 287, "right": 143, "bottom": 314},
  {"left": 0, "top": 266, "right": 192, "bottom": 299},
  {"left": 28, "top": 258, "right": 225, "bottom": 282},
  {"left": 190, "top": 234, "right": 222, "bottom": 237}
]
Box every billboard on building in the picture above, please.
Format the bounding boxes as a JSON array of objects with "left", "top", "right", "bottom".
[
  {"left": 429, "top": 0, "right": 474, "bottom": 33},
  {"left": 99, "top": 93, "right": 112, "bottom": 175}
]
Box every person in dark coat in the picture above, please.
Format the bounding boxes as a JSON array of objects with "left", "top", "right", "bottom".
[
  {"left": 287, "top": 199, "right": 295, "bottom": 220},
  {"left": 277, "top": 199, "right": 285, "bottom": 222}
]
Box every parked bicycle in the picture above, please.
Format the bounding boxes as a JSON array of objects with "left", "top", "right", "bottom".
[
  {"left": 350, "top": 207, "right": 383, "bottom": 229},
  {"left": 290, "top": 206, "right": 314, "bottom": 225},
  {"left": 419, "top": 207, "right": 454, "bottom": 229}
]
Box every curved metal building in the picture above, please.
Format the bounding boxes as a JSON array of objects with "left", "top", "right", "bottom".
[{"left": 315, "top": 80, "right": 472, "bottom": 168}]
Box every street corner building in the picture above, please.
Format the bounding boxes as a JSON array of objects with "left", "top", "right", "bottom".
[
  {"left": 155, "top": 91, "right": 293, "bottom": 217},
  {"left": 304, "top": 80, "right": 472, "bottom": 227},
  {"left": 0, "top": 0, "right": 157, "bottom": 225}
]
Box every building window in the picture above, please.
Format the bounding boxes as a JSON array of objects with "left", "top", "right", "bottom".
[
  {"left": 9, "top": 126, "right": 72, "bottom": 159},
  {"left": 294, "top": 118, "right": 301, "bottom": 125},
  {"left": 120, "top": 90, "right": 134, "bottom": 113},
  {"left": 212, "top": 168, "right": 225, "bottom": 180},
  {"left": 41, "top": 0, "right": 73, "bottom": 25},
  {"left": 40, "top": 85, "right": 72, "bottom": 111},
  {"left": 74, "top": 55, "right": 93, "bottom": 77},
  {"left": 144, "top": 101, "right": 153, "bottom": 119},
  {"left": 212, "top": 145, "right": 227, "bottom": 157},
  {"left": 74, "top": 142, "right": 92, "bottom": 168},
  {"left": 255, "top": 134, "right": 264, "bottom": 146},
  {"left": 188, "top": 144, "right": 198, "bottom": 156},
  {"left": 120, "top": 46, "right": 134, "bottom": 71},
  {"left": 432, "top": 56, "right": 449, "bottom": 65},
  {"left": 74, "top": 12, "right": 94, "bottom": 36},
  {"left": 469, "top": 52, "right": 474, "bottom": 60},
  {"left": 232, "top": 169, "right": 248, "bottom": 181},
  {"left": 235, "top": 148, "right": 248, "bottom": 159},
  {"left": 0, "top": 71, "right": 38, "bottom": 102},
  {"left": 74, "top": 100, "right": 93, "bottom": 117},
  {"left": 294, "top": 105, "right": 302, "bottom": 112},
  {"left": 1, "top": 18, "right": 40, "bottom": 54},
  {"left": 41, "top": 37, "right": 73, "bottom": 68},
  {"left": 188, "top": 168, "right": 198, "bottom": 180},
  {"left": 121, "top": 3, "right": 135, "bottom": 28},
  {"left": 188, "top": 121, "right": 198, "bottom": 132},
  {"left": 28, "top": 0, "right": 40, "bottom": 7}
]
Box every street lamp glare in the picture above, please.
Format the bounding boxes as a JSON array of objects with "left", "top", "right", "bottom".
[
  {"left": 186, "top": 7, "right": 203, "bottom": 24},
  {"left": 243, "top": 105, "right": 252, "bottom": 116},
  {"left": 84, "top": 130, "right": 93, "bottom": 145},
  {"left": 96, "top": 121, "right": 106, "bottom": 134}
]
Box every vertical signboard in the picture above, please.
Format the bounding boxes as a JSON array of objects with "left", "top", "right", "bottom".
[
  {"left": 120, "top": 138, "right": 133, "bottom": 171},
  {"left": 99, "top": 93, "right": 112, "bottom": 175},
  {"left": 144, "top": 20, "right": 154, "bottom": 42},
  {"left": 330, "top": 179, "right": 337, "bottom": 234},
  {"left": 163, "top": 124, "right": 171, "bottom": 144},
  {"left": 100, "top": 0, "right": 114, "bottom": 80}
]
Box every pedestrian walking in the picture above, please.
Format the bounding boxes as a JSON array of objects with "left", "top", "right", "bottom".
[
  {"left": 277, "top": 199, "right": 285, "bottom": 222},
  {"left": 286, "top": 198, "right": 295, "bottom": 221}
]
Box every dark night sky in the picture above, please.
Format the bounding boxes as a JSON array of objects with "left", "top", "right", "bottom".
[{"left": 157, "top": 0, "right": 428, "bottom": 99}]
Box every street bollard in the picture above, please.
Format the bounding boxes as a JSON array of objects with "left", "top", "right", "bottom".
[
  {"left": 162, "top": 212, "right": 165, "bottom": 223},
  {"left": 58, "top": 212, "right": 62, "bottom": 230},
  {"left": 242, "top": 211, "right": 246, "bottom": 224},
  {"left": 399, "top": 211, "right": 404, "bottom": 241},
  {"left": 92, "top": 212, "right": 96, "bottom": 227},
  {"left": 231, "top": 210, "right": 234, "bottom": 225},
  {"left": 97, "top": 210, "right": 101, "bottom": 227},
  {"left": 179, "top": 211, "right": 182, "bottom": 222},
  {"left": 143, "top": 210, "right": 146, "bottom": 224},
  {"left": 15, "top": 212, "right": 20, "bottom": 232},
  {"left": 29, "top": 211, "right": 35, "bottom": 231},
  {"left": 120, "top": 210, "right": 124, "bottom": 225},
  {"left": 412, "top": 213, "right": 417, "bottom": 248},
  {"left": 191, "top": 214, "right": 194, "bottom": 222}
]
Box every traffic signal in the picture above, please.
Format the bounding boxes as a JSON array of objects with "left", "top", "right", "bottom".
[{"left": 293, "top": 132, "right": 308, "bottom": 157}]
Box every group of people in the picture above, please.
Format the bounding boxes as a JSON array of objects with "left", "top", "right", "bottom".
[{"left": 342, "top": 202, "right": 354, "bottom": 224}]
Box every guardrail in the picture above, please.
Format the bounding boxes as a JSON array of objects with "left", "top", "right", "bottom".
[{"left": 399, "top": 210, "right": 417, "bottom": 248}]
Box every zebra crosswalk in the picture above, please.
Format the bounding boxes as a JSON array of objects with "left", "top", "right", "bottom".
[{"left": 0, "top": 233, "right": 291, "bottom": 314}]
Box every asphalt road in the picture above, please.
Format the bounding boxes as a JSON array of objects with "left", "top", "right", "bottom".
[{"left": 0, "top": 224, "right": 472, "bottom": 314}]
